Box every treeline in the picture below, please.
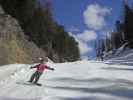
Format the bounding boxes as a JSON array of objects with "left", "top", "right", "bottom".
[
  {"left": 0, "top": 0, "right": 80, "bottom": 62},
  {"left": 96, "top": 1, "right": 133, "bottom": 59}
]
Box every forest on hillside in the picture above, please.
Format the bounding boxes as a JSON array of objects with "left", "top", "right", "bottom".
[
  {"left": 0, "top": 0, "right": 80, "bottom": 62},
  {"left": 95, "top": 1, "right": 133, "bottom": 59}
]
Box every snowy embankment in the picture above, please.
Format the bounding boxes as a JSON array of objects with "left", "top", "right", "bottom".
[
  {"left": 103, "top": 43, "right": 133, "bottom": 66},
  {"left": 0, "top": 60, "right": 133, "bottom": 100},
  {"left": 105, "top": 49, "right": 133, "bottom": 66}
]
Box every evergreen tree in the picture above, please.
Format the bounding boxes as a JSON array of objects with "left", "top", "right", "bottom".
[
  {"left": 124, "top": 2, "right": 133, "bottom": 47},
  {"left": 0, "top": 0, "right": 80, "bottom": 62}
]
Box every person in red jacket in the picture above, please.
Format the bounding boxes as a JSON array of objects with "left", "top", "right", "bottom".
[{"left": 28, "top": 57, "right": 54, "bottom": 84}]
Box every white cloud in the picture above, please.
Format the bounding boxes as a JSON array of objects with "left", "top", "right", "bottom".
[
  {"left": 77, "top": 30, "right": 97, "bottom": 42},
  {"left": 69, "top": 32, "right": 93, "bottom": 55},
  {"left": 68, "top": 26, "right": 80, "bottom": 32},
  {"left": 83, "top": 4, "right": 111, "bottom": 30},
  {"left": 78, "top": 40, "right": 93, "bottom": 54}
]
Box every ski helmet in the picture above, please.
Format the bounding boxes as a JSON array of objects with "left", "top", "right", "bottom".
[{"left": 39, "top": 57, "right": 44, "bottom": 62}]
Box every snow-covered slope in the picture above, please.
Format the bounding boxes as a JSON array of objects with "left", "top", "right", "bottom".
[
  {"left": 103, "top": 43, "right": 133, "bottom": 66},
  {"left": 0, "top": 61, "right": 133, "bottom": 100},
  {"left": 105, "top": 49, "right": 133, "bottom": 66}
]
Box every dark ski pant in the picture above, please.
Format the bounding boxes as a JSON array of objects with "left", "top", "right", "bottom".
[{"left": 29, "top": 71, "right": 42, "bottom": 83}]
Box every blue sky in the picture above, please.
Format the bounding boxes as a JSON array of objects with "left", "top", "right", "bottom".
[
  {"left": 50, "top": 0, "right": 132, "bottom": 59},
  {"left": 51, "top": 0, "right": 121, "bottom": 31}
]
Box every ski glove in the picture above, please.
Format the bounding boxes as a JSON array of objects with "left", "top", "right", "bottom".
[
  {"left": 30, "top": 66, "right": 34, "bottom": 69},
  {"left": 47, "top": 66, "right": 55, "bottom": 71},
  {"left": 51, "top": 68, "right": 55, "bottom": 71}
]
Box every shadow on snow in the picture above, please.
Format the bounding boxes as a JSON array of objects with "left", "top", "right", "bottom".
[{"left": 46, "top": 77, "right": 133, "bottom": 99}]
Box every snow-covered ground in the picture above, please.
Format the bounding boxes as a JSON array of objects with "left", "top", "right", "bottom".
[
  {"left": 104, "top": 48, "right": 133, "bottom": 66},
  {"left": 0, "top": 60, "right": 133, "bottom": 100},
  {"left": 103, "top": 43, "right": 133, "bottom": 66}
]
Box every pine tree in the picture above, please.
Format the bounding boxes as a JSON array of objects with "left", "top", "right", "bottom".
[
  {"left": 0, "top": 0, "right": 80, "bottom": 62},
  {"left": 124, "top": 2, "right": 133, "bottom": 47}
]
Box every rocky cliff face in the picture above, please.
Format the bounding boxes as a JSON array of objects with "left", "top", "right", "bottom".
[{"left": 0, "top": 6, "right": 46, "bottom": 65}]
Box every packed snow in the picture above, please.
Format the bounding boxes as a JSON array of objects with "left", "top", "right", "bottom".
[{"left": 0, "top": 59, "right": 133, "bottom": 100}]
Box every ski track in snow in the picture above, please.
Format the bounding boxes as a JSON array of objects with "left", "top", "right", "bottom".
[{"left": 0, "top": 61, "right": 133, "bottom": 100}]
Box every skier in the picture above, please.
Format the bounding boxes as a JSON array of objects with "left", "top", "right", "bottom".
[{"left": 28, "top": 57, "right": 54, "bottom": 85}]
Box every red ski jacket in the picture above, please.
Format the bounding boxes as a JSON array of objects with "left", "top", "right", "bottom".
[
  {"left": 34, "top": 64, "right": 49, "bottom": 72},
  {"left": 31, "top": 63, "right": 54, "bottom": 72}
]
